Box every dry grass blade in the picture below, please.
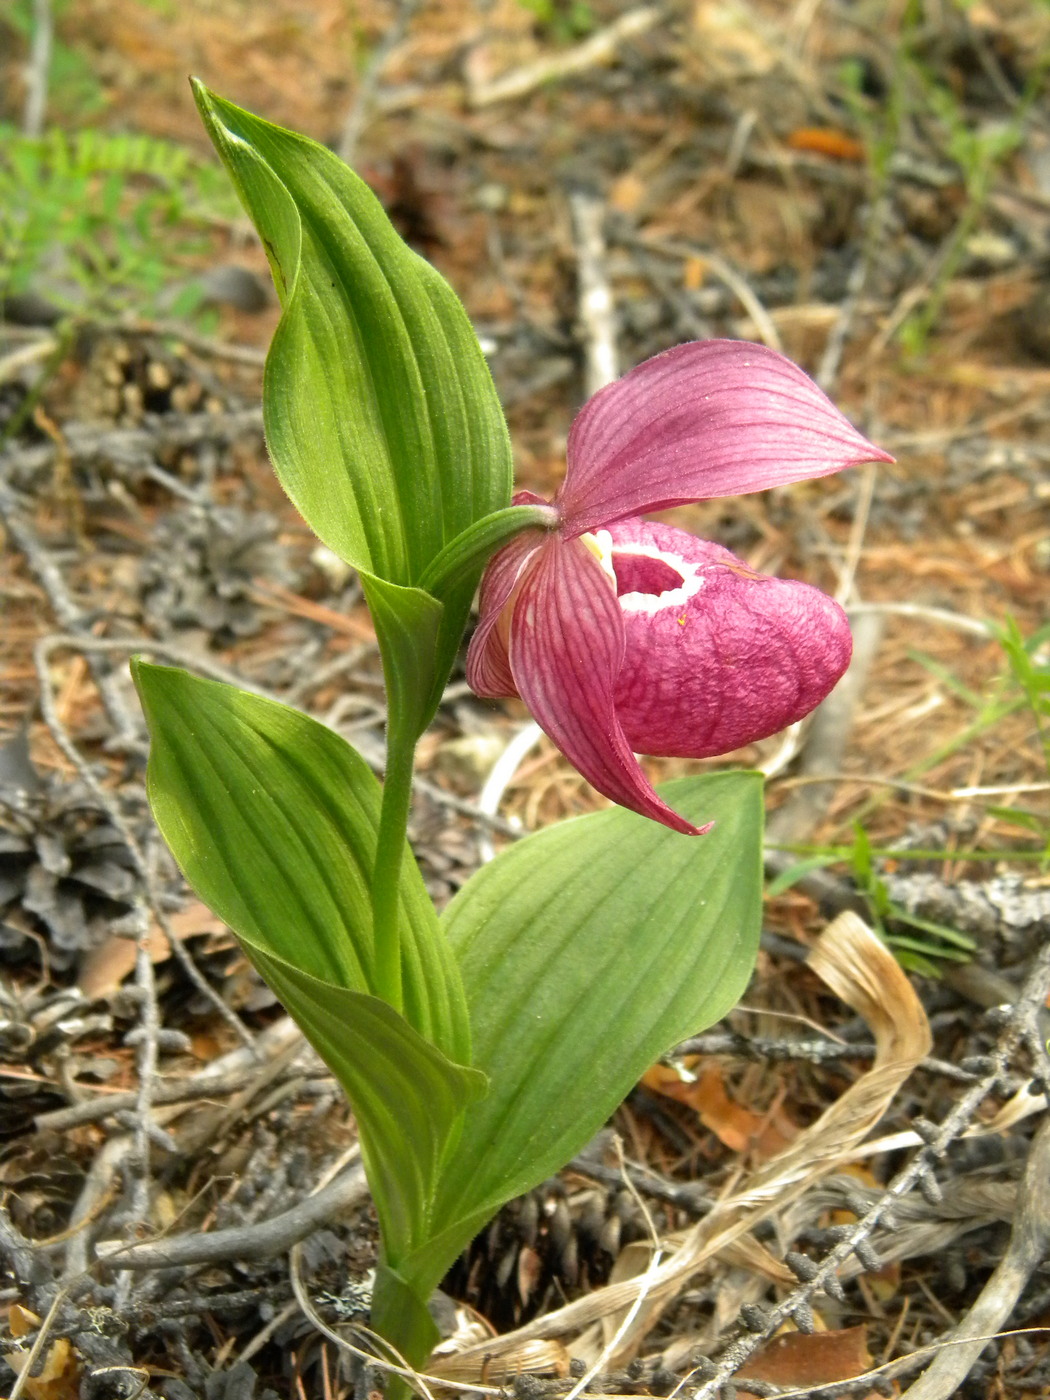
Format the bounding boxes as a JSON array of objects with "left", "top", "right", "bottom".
[
  {"left": 431, "top": 912, "right": 931, "bottom": 1375},
  {"left": 729, "top": 910, "right": 932, "bottom": 1212}
]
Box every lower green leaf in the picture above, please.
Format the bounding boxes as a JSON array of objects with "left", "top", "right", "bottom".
[
  {"left": 370, "top": 1261, "right": 441, "bottom": 1373},
  {"left": 132, "top": 660, "right": 488, "bottom": 1277},
  {"left": 132, "top": 660, "right": 470, "bottom": 1061},
  {"left": 245, "top": 940, "right": 486, "bottom": 1268},
  {"left": 409, "top": 772, "right": 764, "bottom": 1288}
]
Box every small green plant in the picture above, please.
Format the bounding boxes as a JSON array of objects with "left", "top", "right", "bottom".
[
  {"left": 848, "top": 822, "right": 977, "bottom": 973},
  {"left": 0, "top": 125, "right": 239, "bottom": 320},
  {"left": 996, "top": 617, "right": 1050, "bottom": 772},
  {"left": 896, "top": 78, "right": 1027, "bottom": 357},
  {"left": 839, "top": 1, "right": 1044, "bottom": 357},
  {"left": 5, "top": 0, "right": 107, "bottom": 121},
  {"left": 516, "top": 0, "right": 596, "bottom": 44},
  {"left": 768, "top": 827, "right": 979, "bottom": 975}
]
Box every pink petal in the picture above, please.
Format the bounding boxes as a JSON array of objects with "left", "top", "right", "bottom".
[
  {"left": 558, "top": 340, "right": 894, "bottom": 537},
  {"left": 506, "top": 534, "right": 711, "bottom": 835},
  {"left": 607, "top": 519, "right": 852, "bottom": 756},
  {"left": 465, "top": 497, "right": 548, "bottom": 698}
]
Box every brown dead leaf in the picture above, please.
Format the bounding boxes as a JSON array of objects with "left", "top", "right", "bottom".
[
  {"left": 737, "top": 1325, "right": 872, "bottom": 1391},
  {"left": 78, "top": 900, "right": 226, "bottom": 999},
  {"left": 4, "top": 1337, "right": 80, "bottom": 1400},
  {"left": 428, "top": 1337, "right": 570, "bottom": 1384},
  {"left": 786, "top": 127, "right": 867, "bottom": 162},
  {"left": 8, "top": 1304, "right": 40, "bottom": 1337},
  {"left": 641, "top": 1062, "right": 796, "bottom": 1159},
  {"left": 609, "top": 172, "right": 647, "bottom": 215}
]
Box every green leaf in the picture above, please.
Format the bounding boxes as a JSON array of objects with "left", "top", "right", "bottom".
[
  {"left": 370, "top": 1262, "right": 440, "bottom": 1374},
  {"left": 133, "top": 659, "right": 489, "bottom": 1285},
  {"left": 360, "top": 575, "right": 448, "bottom": 749},
  {"left": 190, "top": 81, "right": 512, "bottom": 593},
  {"left": 244, "top": 943, "right": 485, "bottom": 1268},
  {"left": 408, "top": 772, "right": 764, "bottom": 1287},
  {"left": 417, "top": 504, "right": 557, "bottom": 597},
  {"left": 131, "top": 660, "right": 470, "bottom": 1064}
]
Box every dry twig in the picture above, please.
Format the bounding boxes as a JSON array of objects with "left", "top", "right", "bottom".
[
  {"left": 97, "top": 1158, "right": 367, "bottom": 1271},
  {"left": 468, "top": 7, "right": 661, "bottom": 108}
]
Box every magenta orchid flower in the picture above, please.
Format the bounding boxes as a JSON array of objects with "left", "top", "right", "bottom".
[{"left": 466, "top": 340, "right": 894, "bottom": 834}]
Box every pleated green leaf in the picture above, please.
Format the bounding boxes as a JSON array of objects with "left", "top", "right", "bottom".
[
  {"left": 406, "top": 772, "right": 764, "bottom": 1288},
  {"left": 244, "top": 942, "right": 485, "bottom": 1272},
  {"left": 133, "top": 660, "right": 488, "bottom": 1291},
  {"left": 191, "top": 81, "right": 512, "bottom": 588},
  {"left": 192, "top": 82, "right": 514, "bottom": 743},
  {"left": 131, "top": 660, "right": 471, "bottom": 1065}
]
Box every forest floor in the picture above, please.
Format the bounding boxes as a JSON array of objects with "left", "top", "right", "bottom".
[{"left": 2, "top": 2, "right": 1050, "bottom": 1398}]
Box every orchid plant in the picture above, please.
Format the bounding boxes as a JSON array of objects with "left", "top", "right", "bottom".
[{"left": 133, "top": 85, "right": 891, "bottom": 1384}]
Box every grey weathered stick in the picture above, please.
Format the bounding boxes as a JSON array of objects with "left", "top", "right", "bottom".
[
  {"left": 21, "top": 0, "right": 52, "bottom": 137},
  {"left": 95, "top": 1161, "right": 368, "bottom": 1270},
  {"left": 899, "top": 1114, "right": 1050, "bottom": 1400},
  {"left": 475, "top": 183, "right": 621, "bottom": 861},
  {"left": 764, "top": 610, "right": 885, "bottom": 846},
  {"left": 37, "top": 1016, "right": 304, "bottom": 1132},
  {"left": 0, "top": 1207, "right": 49, "bottom": 1289},
  {"left": 569, "top": 189, "right": 618, "bottom": 399},
  {"left": 337, "top": 0, "right": 421, "bottom": 165},
  {"left": 468, "top": 7, "right": 661, "bottom": 108},
  {"left": 690, "top": 939, "right": 1050, "bottom": 1399},
  {"left": 674, "top": 1029, "right": 983, "bottom": 1083}
]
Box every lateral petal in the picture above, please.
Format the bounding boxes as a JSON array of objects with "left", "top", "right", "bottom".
[
  {"left": 465, "top": 522, "right": 545, "bottom": 699},
  {"left": 559, "top": 340, "right": 894, "bottom": 537},
  {"left": 507, "top": 533, "right": 711, "bottom": 835}
]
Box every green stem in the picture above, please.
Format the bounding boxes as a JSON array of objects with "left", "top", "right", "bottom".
[{"left": 371, "top": 725, "right": 416, "bottom": 1012}]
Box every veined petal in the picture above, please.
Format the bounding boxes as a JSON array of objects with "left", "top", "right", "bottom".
[
  {"left": 607, "top": 520, "right": 852, "bottom": 756},
  {"left": 507, "top": 533, "right": 711, "bottom": 835},
  {"left": 465, "top": 521, "right": 545, "bottom": 699},
  {"left": 558, "top": 340, "right": 894, "bottom": 537}
]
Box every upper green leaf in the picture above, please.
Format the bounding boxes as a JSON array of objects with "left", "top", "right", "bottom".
[
  {"left": 408, "top": 772, "right": 764, "bottom": 1287},
  {"left": 132, "top": 660, "right": 471, "bottom": 1064},
  {"left": 191, "top": 81, "right": 513, "bottom": 591}
]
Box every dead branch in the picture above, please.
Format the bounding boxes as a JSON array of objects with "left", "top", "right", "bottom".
[
  {"left": 674, "top": 1028, "right": 984, "bottom": 1084},
  {"left": 21, "top": 0, "right": 52, "bottom": 137},
  {"left": 468, "top": 7, "right": 661, "bottom": 108},
  {"left": 569, "top": 189, "right": 618, "bottom": 398},
  {"left": 337, "top": 0, "right": 421, "bottom": 165},
  {"left": 764, "top": 611, "right": 885, "bottom": 845},
  {"left": 36, "top": 1016, "right": 305, "bottom": 1132},
  {"left": 899, "top": 1113, "right": 1050, "bottom": 1399},
  {"left": 95, "top": 1160, "right": 368, "bottom": 1270}
]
